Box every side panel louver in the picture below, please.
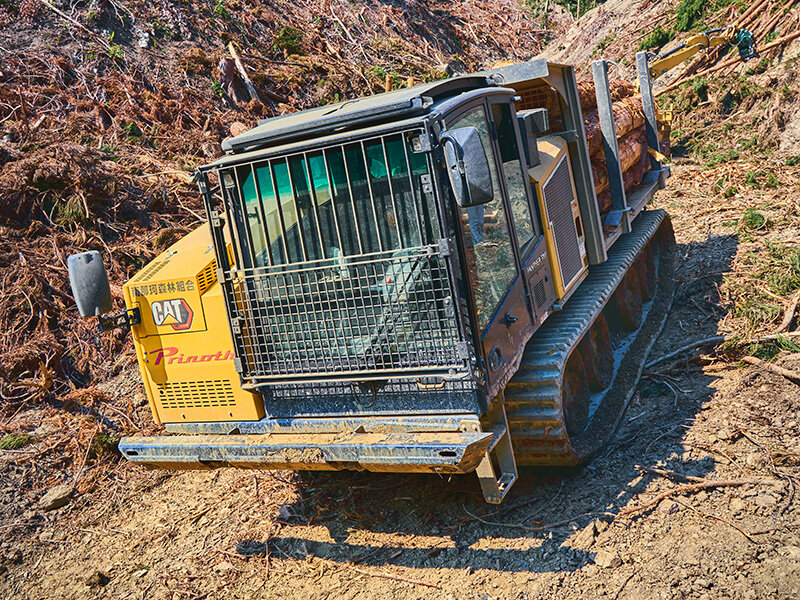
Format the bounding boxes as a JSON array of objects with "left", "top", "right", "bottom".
[{"left": 542, "top": 155, "right": 582, "bottom": 290}]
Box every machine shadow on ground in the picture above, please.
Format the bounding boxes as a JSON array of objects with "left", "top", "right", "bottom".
[{"left": 257, "top": 232, "right": 738, "bottom": 575}]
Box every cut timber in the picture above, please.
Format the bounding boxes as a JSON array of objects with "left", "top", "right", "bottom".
[
  {"left": 227, "top": 42, "right": 261, "bottom": 104},
  {"left": 584, "top": 95, "right": 647, "bottom": 156},
  {"left": 577, "top": 78, "right": 636, "bottom": 112}
]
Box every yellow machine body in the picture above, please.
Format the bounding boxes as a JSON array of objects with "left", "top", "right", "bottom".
[
  {"left": 528, "top": 135, "right": 588, "bottom": 300},
  {"left": 123, "top": 226, "right": 263, "bottom": 424}
]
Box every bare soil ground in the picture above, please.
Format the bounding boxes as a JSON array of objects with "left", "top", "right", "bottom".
[{"left": 3, "top": 1, "right": 800, "bottom": 599}]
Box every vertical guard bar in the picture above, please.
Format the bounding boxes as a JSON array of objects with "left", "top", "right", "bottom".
[
  {"left": 636, "top": 51, "right": 662, "bottom": 172},
  {"left": 198, "top": 171, "right": 231, "bottom": 273},
  {"left": 250, "top": 163, "right": 274, "bottom": 267},
  {"left": 269, "top": 160, "right": 292, "bottom": 263},
  {"left": 591, "top": 59, "right": 631, "bottom": 234}
]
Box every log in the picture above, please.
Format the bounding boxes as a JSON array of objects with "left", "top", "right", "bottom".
[
  {"left": 577, "top": 78, "right": 637, "bottom": 112},
  {"left": 227, "top": 42, "right": 261, "bottom": 104},
  {"left": 592, "top": 127, "right": 647, "bottom": 197},
  {"left": 583, "top": 95, "right": 646, "bottom": 156}
]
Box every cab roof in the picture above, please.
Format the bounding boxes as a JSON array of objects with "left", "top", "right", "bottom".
[
  {"left": 219, "top": 58, "right": 551, "bottom": 154},
  {"left": 221, "top": 76, "right": 493, "bottom": 153}
]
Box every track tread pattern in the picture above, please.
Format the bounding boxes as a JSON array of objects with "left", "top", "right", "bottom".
[{"left": 505, "top": 209, "right": 674, "bottom": 466}]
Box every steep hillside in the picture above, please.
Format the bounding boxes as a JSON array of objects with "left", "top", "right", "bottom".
[{"left": 2, "top": 1, "right": 800, "bottom": 599}]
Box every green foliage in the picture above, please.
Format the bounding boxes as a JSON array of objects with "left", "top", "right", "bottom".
[
  {"left": 745, "top": 170, "right": 760, "bottom": 188},
  {"left": 745, "top": 341, "right": 780, "bottom": 361},
  {"left": 762, "top": 241, "right": 800, "bottom": 295},
  {"left": 122, "top": 122, "right": 142, "bottom": 141},
  {"left": 734, "top": 298, "right": 781, "bottom": 330},
  {"left": 593, "top": 33, "right": 616, "bottom": 57},
  {"left": 364, "top": 65, "right": 402, "bottom": 90},
  {"left": 706, "top": 149, "right": 739, "bottom": 167},
  {"left": 740, "top": 208, "right": 766, "bottom": 230},
  {"left": 745, "top": 57, "right": 770, "bottom": 75},
  {"left": 0, "top": 434, "right": 33, "bottom": 450},
  {"left": 776, "top": 334, "right": 800, "bottom": 353},
  {"left": 93, "top": 432, "right": 120, "bottom": 454},
  {"left": 87, "top": 0, "right": 100, "bottom": 21},
  {"left": 675, "top": 0, "right": 708, "bottom": 32},
  {"left": 274, "top": 26, "right": 305, "bottom": 55},
  {"left": 213, "top": 0, "right": 229, "bottom": 19},
  {"left": 738, "top": 135, "right": 759, "bottom": 151},
  {"left": 107, "top": 44, "right": 123, "bottom": 61},
  {"left": 55, "top": 197, "right": 86, "bottom": 225},
  {"left": 765, "top": 172, "right": 779, "bottom": 188},
  {"left": 786, "top": 155, "right": 800, "bottom": 166},
  {"left": 152, "top": 17, "right": 173, "bottom": 39},
  {"left": 723, "top": 185, "right": 738, "bottom": 198},
  {"left": 211, "top": 80, "right": 224, "bottom": 96},
  {"left": 692, "top": 77, "right": 709, "bottom": 101},
  {"left": 639, "top": 25, "right": 674, "bottom": 51},
  {"left": 524, "top": 0, "right": 597, "bottom": 19}
]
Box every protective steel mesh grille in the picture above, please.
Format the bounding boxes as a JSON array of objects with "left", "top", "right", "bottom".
[
  {"left": 226, "top": 245, "right": 465, "bottom": 381},
  {"left": 157, "top": 380, "right": 236, "bottom": 409},
  {"left": 543, "top": 156, "right": 582, "bottom": 287}
]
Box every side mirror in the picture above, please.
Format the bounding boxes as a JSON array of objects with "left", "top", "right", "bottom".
[
  {"left": 442, "top": 127, "right": 494, "bottom": 207},
  {"left": 67, "top": 251, "right": 112, "bottom": 317}
]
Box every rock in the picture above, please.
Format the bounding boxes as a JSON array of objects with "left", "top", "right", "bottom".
[
  {"left": 214, "top": 561, "right": 234, "bottom": 572},
  {"left": 22, "top": 510, "right": 36, "bottom": 520},
  {"left": 695, "top": 490, "right": 709, "bottom": 502},
  {"left": 778, "top": 546, "right": 800, "bottom": 560},
  {"left": 658, "top": 498, "right": 679, "bottom": 514},
  {"left": 135, "top": 29, "right": 151, "bottom": 49},
  {"left": 729, "top": 497, "right": 746, "bottom": 513},
  {"left": 594, "top": 549, "right": 622, "bottom": 569},
  {"left": 85, "top": 570, "right": 109, "bottom": 587},
  {"left": 31, "top": 423, "right": 58, "bottom": 438},
  {"left": 229, "top": 122, "right": 249, "bottom": 137},
  {"left": 38, "top": 484, "right": 74, "bottom": 511},
  {"left": 754, "top": 493, "right": 777, "bottom": 508},
  {"left": 695, "top": 578, "right": 712, "bottom": 589},
  {"left": 573, "top": 520, "right": 601, "bottom": 549},
  {"left": 746, "top": 453, "right": 767, "bottom": 469}
]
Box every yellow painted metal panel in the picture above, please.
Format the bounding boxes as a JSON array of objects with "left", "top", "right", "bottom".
[
  {"left": 529, "top": 138, "right": 568, "bottom": 299},
  {"left": 124, "top": 226, "right": 264, "bottom": 424},
  {"left": 528, "top": 136, "right": 588, "bottom": 301}
]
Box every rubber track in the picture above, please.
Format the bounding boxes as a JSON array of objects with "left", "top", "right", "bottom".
[{"left": 504, "top": 209, "right": 675, "bottom": 466}]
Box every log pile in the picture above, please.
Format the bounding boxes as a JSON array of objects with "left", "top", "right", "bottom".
[{"left": 579, "top": 78, "right": 655, "bottom": 216}]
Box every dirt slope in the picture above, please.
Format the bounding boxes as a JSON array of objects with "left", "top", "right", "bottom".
[{"left": 3, "top": 0, "right": 800, "bottom": 598}]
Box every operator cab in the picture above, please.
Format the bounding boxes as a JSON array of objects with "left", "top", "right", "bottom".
[{"left": 196, "top": 59, "right": 594, "bottom": 418}]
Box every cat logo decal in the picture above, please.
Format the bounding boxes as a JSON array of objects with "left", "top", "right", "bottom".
[{"left": 150, "top": 298, "right": 194, "bottom": 331}]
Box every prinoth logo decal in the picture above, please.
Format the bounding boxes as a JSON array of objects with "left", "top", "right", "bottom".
[
  {"left": 151, "top": 298, "right": 194, "bottom": 330},
  {"left": 151, "top": 347, "right": 235, "bottom": 365}
]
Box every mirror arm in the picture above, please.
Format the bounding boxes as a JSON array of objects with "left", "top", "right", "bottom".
[
  {"left": 98, "top": 307, "right": 141, "bottom": 332},
  {"left": 441, "top": 134, "right": 467, "bottom": 175}
]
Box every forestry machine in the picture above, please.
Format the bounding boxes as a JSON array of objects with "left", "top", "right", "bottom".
[{"left": 68, "top": 53, "right": 681, "bottom": 503}]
